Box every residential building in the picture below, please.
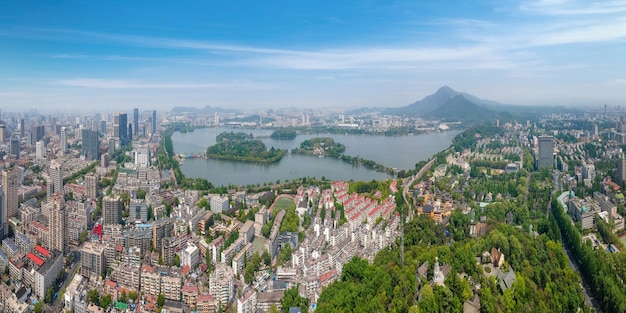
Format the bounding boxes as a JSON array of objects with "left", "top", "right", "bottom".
[
  {"left": 80, "top": 242, "right": 106, "bottom": 278},
  {"left": 50, "top": 199, "right": 66, "bottom": 253},
  {"left": 209, "top": 263, "right": 234, "bottom": 305},
  {"left": 618, "top": 157, "right": 626, "bottom": 185},
  {"left": 152, "top": 217, "right": 173, "bottom": 251},
  {"left": 2, "top": 167, "right": 18, "bottom": 221},
  {"left": 180, "top": 242, "right": 199, "bottom": 269},
  {"left": 47, "top": 160, "right": 63, "bottom": 201},
  {"left": 237, "top": 290, "right": 257, "bottom": 313},
  {"left": 85, "top": 173, "right": 98, "bottom": 200},
  {"left": 103, "top": 195, "right": 122, "bottom": 225},
  {"left": 211, "top": 195, "right": 229, "bottom": 214}
]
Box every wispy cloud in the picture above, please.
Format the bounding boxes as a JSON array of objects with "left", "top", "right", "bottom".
[
  {"left": 51, "top": 78, "right": 276, "bottom": 90},
  {"left": 521, "top": 0, "right": 626, "bottom": 15}
]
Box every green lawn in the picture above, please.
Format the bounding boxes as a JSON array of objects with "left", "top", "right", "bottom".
[{"left": 273, "top": 197, "right": 295, "bottom": 211}]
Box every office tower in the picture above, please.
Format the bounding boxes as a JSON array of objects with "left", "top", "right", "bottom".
[
  {"left": 2, "top": 168, "right": 19, "bottom": 219},
  {"left": 0, "top": 124, "right": 5, "bottom": 144},
  {"left": 101, "top": 153, "right": 110, "bottom": 168},
  {"left": 81, "top": 242, "right": 106, "bottom": 278},
  {"left": 133, "top": 108, "right": 139, "bottom": 136},
  {"left": 9, "top": 137, "right": 19, "bottom": 159},
  {"left": 536, "top": 136, "right": 554, "bottom": 170},
  {"left": 30, "top": 125, "right": 45, "bottom": 146},
  {"left": 50, "top": 200, "right": 66, "bottom": 253},
  {"left": 102, "top": 195, "right": 122, "bottom": 225},
  {"left": 618, "top": 157, "right": 626, "bottom": 185},
  {"left": 108, "top": 138, "right": 116, "bottom": 155},
  {"left": 114, "top": 113, "right": 128, "bottom": 146},
  {"left": 152, "top": 110, "right": 156, "bottom": 135},
  {"left": 47, "top": 160, "right": 63, "bottom": 200},
  {"left": 60, "top": 127, "right": 68, "bottom": 154},
  {"left": 85, "top": 173, "right": 98, "bottom": 200},
  {"left": 100, "top": 120, "right": 107, "bottom": 134},
  {"left": 128, "top": 123, "right": 133, "bottom": 142},
  {"left": 19, "top": 118, "right": 24, "bottom": 137},
  {"left": 36, "top": 141, "right": 45, "bottom": 160},
  {"left": 81, "top": 129, "right": 99, "bottom": 161}
]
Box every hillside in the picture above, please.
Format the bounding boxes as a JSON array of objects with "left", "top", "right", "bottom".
[{"left": 424, "top": 95, "right": 495, "bottom": 123}]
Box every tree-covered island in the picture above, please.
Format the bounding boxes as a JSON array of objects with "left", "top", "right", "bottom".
[
  {"left": 270, "top": 128, "right": 297, "bottom": 140},
  {"left": 292, "top": 137, "right": 346, "bottom": 158},
  {"left": 206, "top": 131, "right": 286, "bottom": 162}
]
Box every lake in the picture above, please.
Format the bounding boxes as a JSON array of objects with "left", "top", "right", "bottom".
[{"left": 172, "top": 127, "right": 460, "bottom": 186}]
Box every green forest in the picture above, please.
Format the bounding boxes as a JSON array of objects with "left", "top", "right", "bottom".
[
  {"left": 206, "top": 131, "right": 286, "bottom": 163},
  {"left": 315, "top": 213, "right": 590, "bottom": 313},
  {"left": 271, "top": 128, "right": 297, "bottom": 140}
]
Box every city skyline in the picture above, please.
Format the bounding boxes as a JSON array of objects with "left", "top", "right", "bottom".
[{"left": 1, "top": 0, "right": 626, "bottom": 111}]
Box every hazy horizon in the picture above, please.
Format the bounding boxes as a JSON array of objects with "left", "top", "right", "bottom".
[{"left": 1, "top": 1, "right": 625, "bottom": 111}]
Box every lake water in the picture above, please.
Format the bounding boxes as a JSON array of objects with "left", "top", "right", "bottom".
[{"left": 172, "top": 127, "right": 460, "bottom": 186}]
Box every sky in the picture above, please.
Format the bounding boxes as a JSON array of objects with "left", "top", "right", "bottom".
[{"left": 1, "top": 0, "right": 626, "bottom": 112}]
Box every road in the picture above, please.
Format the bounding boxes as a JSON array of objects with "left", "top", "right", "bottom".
[
  {"left": 402, "top": 158, "right": 436, "bottom": 217},
  {"left": 551, "top": 171, "right": 600, "bottom": 312},
  {"left": 45, "top": 250, "right": 80, "bottom": 312},
  {"left": 561, "top": 237, "right": 602, "bottom": 312}
]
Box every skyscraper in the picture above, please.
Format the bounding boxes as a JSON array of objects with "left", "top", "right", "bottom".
[
  {"left": 133, "top": 108, "right": 139, "bottom": 136},
  {"left": 81, "top": 129, "right": 99, "bottom": 160},
  {"left": 618, "top": 157, "right": 626, "bottom": 185},
  {"left": 536, "top": 136, "right": 554, "bottom": 170},
  {"left": 103, "top": 195, "right": 122, "bottom": 225},
  {"left": 19, "top": 118, "right": 24, "bottom": 138},
  {"left": 2, "top": 168, "right": 19, "bottom": 219},
  {"left": 114, "top": 112, "right": 128, "bottom": 146},
  {"left": 36, "top": 141, "right": 45, "bottom": 160},
  {"left": 30, "top": 125, "right": 45, "bottom": 146},
  {"left": 0, "top": 186, "right": 5, "bottom": 238},
  {"left": 47, "top": 160, "right": 63, "bottom": 201},
  {"left": 152, "top": 110, "right": 156, "bottom": 135},
  {"left": 9, "top": 137, "right": 20, "bottom": 160},
  {"left": 60, "top": 127, "right": 68, "bottom": 154}
]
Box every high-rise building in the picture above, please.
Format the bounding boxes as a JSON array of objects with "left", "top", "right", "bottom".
[
  {"left": 47, "top": 160, "right": 63, "bottom": 201},
  {"left": 30, "top": 125, "right": 45, "bottom": 146},
  {"left": 152, "top": 110, "right": 157, "bottom": 135},
  {"left": 9, "top": 136, "right": 19, "bottom": 159},
  {"left": 0, "top": 124, "right": 6, "bottom": 144},
  {"left": 114, "top": 113, "right": 128, "bottom": 146},
  {"left": 2, "top": 168, "right": 19, "bottom": 219},
  {"left": 128, "top": 123, "right": 133, "bottom": 142},
  {"left": 81, "top": 129, "right": 99, "bottom": 160},
  {"left": 0, "top": 186, "right": 5, "bottom": 238},
  {"left": 80, "top": 242, "right": 106, "bottom": 278},
  {"left": 536, "top": 136, "right": 554, "bottom": 170},
  {"left": 19, "top": 118, "right": 24, "bottom": 138},
  {"left": 60, "top": 127, "right": 68, "bottom": 154},
  {"left": 50, "top": 199, "right": 66, "bottom": 253},
  {"left": 85, "top": 173, "right": 98, "bottom": 200},
  {"left": 133, "top": 108, "right": 139, "bottom": 136},
  {"left": 618, "top": 157, "right": 626, "bottom": 185},
  {"left": 101, "top": 153, "right": 110, "bottom": 168},
  {"left": 152, "top": 217, "right": 173, "bottom": 252},
  {"left": 102, "top": 195, "right": 122, "bottom": 225},
  {"left": 36, "top": 141, "right": 45, "bottom": 160}
]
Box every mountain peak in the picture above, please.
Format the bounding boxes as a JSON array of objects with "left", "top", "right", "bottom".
[{"left": 436, "top": 85, "right": 456, "bottom": 94}]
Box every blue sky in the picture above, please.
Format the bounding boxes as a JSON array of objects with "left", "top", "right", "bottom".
[{"left": 1, "top": 0, "right": 625, "bottom": 112}]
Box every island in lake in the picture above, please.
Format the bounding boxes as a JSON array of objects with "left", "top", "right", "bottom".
[
  {"left": 206, "top": 131, "right": 286, "bottom": 163},
  {"left": 270, "top": 128, "right": 297, "bottom": 140},
  {"left": 292, "top": 137, "right": 346, "bottom": 158}
]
